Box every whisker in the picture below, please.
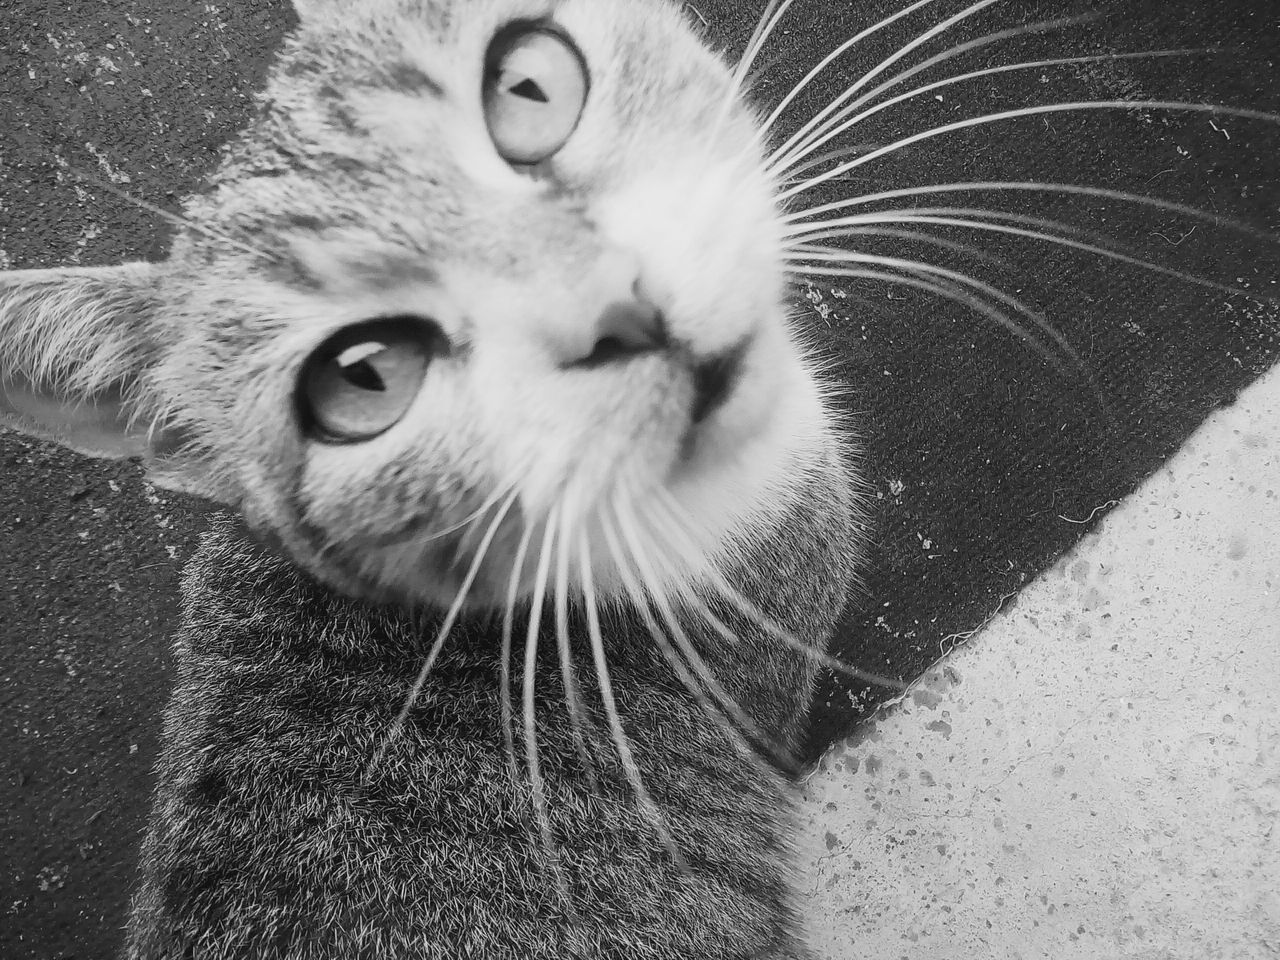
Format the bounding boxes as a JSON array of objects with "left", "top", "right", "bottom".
[
  {"left": 393, "top": 490, "right": 518, "bottom": 727},
  {"left": 801, "top": 263, "right": 1086, "bottom": 382},
  {"left": 739, "top": 46, "right": 810, "bottom": 108},
  {"left": 365, "top": 487, "right": 519, "bottom": 782},
  {"left": 577, "top": 526, "right": 688, "bottom": 870},
  {"left": 600, "top": 503, "right": 780, "bottom": 770},
  {"left": 522, "top": 504, "right": 575, "bottom": 908},
  {"left": 785, "top": 224, "right": 1012, "bottom": 269},
  {"left": 773, "top": 143, "right": 884, "bottom": 186},
  {"left": 752, "top": 0, "right": 944, "bottom": 142},
  {"left": 714, "top": 0, "right": 798, "bottom": 138},
  {"left": 553, "top": 497, "right": 597, "bottom": 792},
  {"left": 792, "top": 262, "right": 1023, "bottom": 339},
  {"left": 772, "top": 41, "right": 1202, "bottom": 178},
  {"left": 791, "top": 211, "right": 1252, "bottom": 296},
  {"left": 417, "top": 478, "right": 522, "bottom": 544},
  {"left": 792, "top": 261, "right": 1070, "bottom": 381},
  {"left": 654, "top": 573, "right": 743, "bottom": 650},
  {"left": 773, "top": 46, "right": 1209, "bottom": 179},
  {"left": 765, "top": 0, "right": 1001, "bottom": 177},
  {"left": 776, "top": 100, "right": 1280, "bottom": 203},
  {"left": 306, "top": 460, "right": 524, "bottom": 559},
  {"left": 734, "top": 0, "right": 798, "bottom": 95},
  {"left": 682, "top": 0, "right": 708, "bottom": 28},
  {"left": 650, "top": 491, "right": 906, "bottom": 692},
  {"left": 68, "top": 167, "right": 277, "bottom": 263},
  {"left": 782, "top": 180, "right": 1280, "bottom": 236},
  {"left": 612, "top": 496, "right": 795, "bottom": 767},
  {"left": 786, "top": 248, "right": 1079, "bottom": 365},
  {"left": 501, "top": 522, "right": 537, "bottom": 784},
  {"left": 350, "top": 474, "right": 525, "bottom": 554},
  {"left": 788, "top": 203, "right": 1120, "bottom": 244}
]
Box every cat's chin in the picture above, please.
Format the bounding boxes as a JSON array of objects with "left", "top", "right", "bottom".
[
  {"left": 320, "top": 501, "right": 700, "bottom": 614},
  {"left": 285, "top": 462, "right": 737, "bottom": 615}
]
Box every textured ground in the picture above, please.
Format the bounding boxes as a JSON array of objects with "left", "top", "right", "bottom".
[{"left": 1, "top": 0, "right": 1277, "bottom": 957}]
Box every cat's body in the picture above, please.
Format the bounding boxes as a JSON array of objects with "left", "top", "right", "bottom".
[
  {"left": 1, "top": 0, "right": 864, "bottom": 956},
  {"left": 128, "top": 481, "right": 854, "bottom": 958}
]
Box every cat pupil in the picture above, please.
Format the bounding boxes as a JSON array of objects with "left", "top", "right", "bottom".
[
  {"left": 508, "top": 76, "right": 548, "bottom": 103},
  {"left": 340, "top": 356, "right": 386, "bottom": 392}
]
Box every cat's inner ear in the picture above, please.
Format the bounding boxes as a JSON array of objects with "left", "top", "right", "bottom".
[{"left": 0, "top": 263, "right": 203, "bottom": 490}]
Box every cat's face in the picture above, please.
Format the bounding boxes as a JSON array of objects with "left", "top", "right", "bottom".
[{"left": 0, "top": 0, "right": 834, "bottom": 609}]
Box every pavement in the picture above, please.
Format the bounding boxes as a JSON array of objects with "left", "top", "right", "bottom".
[
  {"left": 1, "top": 0, "right": 1277, "bottom": 957},
  {"left": 800, "top": 361, "right": 1280, "bottom": 958}
]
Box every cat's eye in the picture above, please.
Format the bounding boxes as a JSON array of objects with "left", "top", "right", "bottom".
[
  {"left": 298, "top": 317, "right": 443, "bottom": 443},
  {"left": 483, "top": 26, "right": 588, "bottom": 165}
]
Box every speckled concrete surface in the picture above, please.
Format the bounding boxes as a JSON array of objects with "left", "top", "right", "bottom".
[{"left": 799, "top": 362, "right": 1280, "bottom": 958}]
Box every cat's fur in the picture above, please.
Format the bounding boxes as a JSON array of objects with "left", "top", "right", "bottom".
[{"left": 0, "top": 0, "right": 862, "bottom": 957}]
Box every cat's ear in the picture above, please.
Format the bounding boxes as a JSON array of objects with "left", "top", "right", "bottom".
[{"left": 0, "top": 264, "right": 225, "bottom": 500}]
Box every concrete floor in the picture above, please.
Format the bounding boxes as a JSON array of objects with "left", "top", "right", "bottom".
[{"left": 798, "top": 362, "right": 1280, "bottom": 958}]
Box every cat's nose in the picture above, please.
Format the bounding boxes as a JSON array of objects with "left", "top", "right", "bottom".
[
  {"left": 572, "top": 287, "right": 669, "bottom": 367},
  {"left": 565, "top": 272, "right": 670, "bottom": 371}
]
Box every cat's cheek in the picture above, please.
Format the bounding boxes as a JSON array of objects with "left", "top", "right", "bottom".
[
  {"left": 680, "top": 318, "right": 797, "bottom": 462},
  {"left": 665, "top": 341, "right": 831, "bottom": 563}
]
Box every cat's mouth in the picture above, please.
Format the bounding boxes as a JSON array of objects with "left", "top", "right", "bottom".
[{"left": 688, "top": 337, "right": 751, "bottom": 427}]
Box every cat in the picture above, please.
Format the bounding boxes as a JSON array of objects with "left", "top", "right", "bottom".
[
  {"left": 1, "top": 0, "right": 862, "bottom": 956},
  {"left": 2, "top": 0, "right": 1273, "bottom": 957}
]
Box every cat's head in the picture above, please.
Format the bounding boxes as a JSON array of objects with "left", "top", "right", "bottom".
[{"left": 0, "top": 0, "right": 838, "bottom": 609}]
